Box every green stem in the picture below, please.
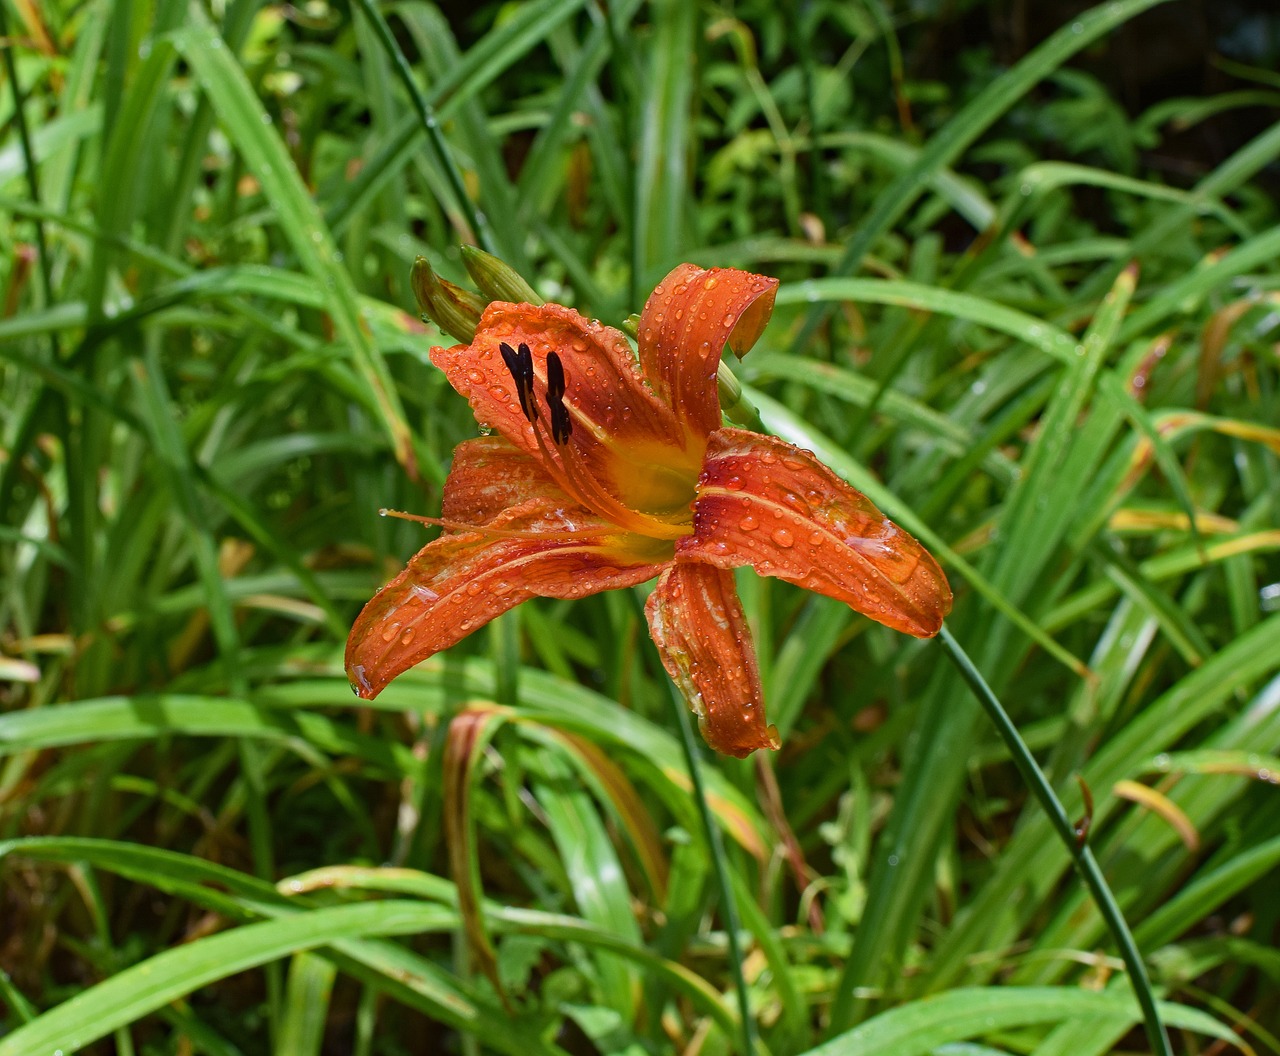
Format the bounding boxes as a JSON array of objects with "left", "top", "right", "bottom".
[
  {"left": 0, "top": 1, "right": 54, "bottom": 308},
  {"left": 667, "top": 682, "right": 760, "bottom": 1056},
  {"left": 936, "top": 624, "right": 1171, "bottom": 1056},
  {"left": 350, "top": 0, "right": 497, "bottom": 254}
]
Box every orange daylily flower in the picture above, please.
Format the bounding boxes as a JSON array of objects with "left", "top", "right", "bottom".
[{"left": 346, "top": 264, "right": 952, "bottom": 757}]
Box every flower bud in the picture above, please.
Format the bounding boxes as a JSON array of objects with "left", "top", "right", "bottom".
[
  {"left": 410, "top": 256, "right": 486, "bottom": 342},
  {"left": 717, "top": 360, "right": 761, "bottom": 428},
  {"left": 460, "top": 245, "right": 543, "bottom": 306}
]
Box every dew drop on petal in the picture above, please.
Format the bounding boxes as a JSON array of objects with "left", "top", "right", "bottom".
[
  {"left": 723, "top": 313, "right": 737, "bottom": 327},
  {"left": 400, "top": 627, "right": 416, "bottom": 645},
  {"left": 772, "top": 527, "right": 794, "bottom": 548},
  {"left": 809, "top": 531, "right": 824, "bottom": 546},
  {"left": 740, "top": 514, "right": 759, "bottom": 531},
  {"left": 465, "top": 582, "right": 482, "bottom": 596},
  {"left": 380, "top": 622, "right": 400, "bottom": 643},
  {"left": 467, "top": 369, "right": 485, "bottom": 384}
]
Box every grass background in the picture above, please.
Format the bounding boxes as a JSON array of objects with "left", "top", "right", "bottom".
[{"left": 2, "top": 0, "right": 1279, "bottom": 1052}]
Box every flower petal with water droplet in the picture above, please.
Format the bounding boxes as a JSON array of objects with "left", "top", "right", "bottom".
[
  {"left": 646, "top": 561, "right": 779, "bottom": 758},
  {"left": 637, "top": 264, "right": 779, "bottom": 440},
  {"left": 346, "top": 499, "right": 671, "bottom": 699},
  {"left": 679, "top": 429, "right": 952, "bottom": 637}
]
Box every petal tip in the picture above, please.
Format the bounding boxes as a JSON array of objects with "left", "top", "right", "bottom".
[{"left": 346, "top": 662, "right": 379, "bottom": 700}]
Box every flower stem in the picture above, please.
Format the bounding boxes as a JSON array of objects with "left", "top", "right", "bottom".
[
  {"left": 349, "top": 0, "right": 497, "bottom": 254},
  {"left": 667, "top": 681, "right": 760, "bottom": 1056},
  {"left": 936, "top": 624, "right": 1171, "bottom": 1056},
  {"left": 0, "top": 1, "right": 53, "bottom": 309}
]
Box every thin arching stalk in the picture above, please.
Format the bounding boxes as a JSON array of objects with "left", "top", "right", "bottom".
[
  {"left": 667, "top": 681, "right": 761, "bottom": 1056},
  {"left": 936, "top": 623, "right": 1172, "bottom": 1056}
]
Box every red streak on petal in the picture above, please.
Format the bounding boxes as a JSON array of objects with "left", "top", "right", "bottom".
[
  {"left": 347, "top": 502, "right": 669, "bottom": 699},
  {"left": 638, "top": 265, "right": 779, "bottom": 440},
  {"left": 681, "top": 429, "right": 952, "bottom": 636},
  {"left": 646, "top": 561, "right": 779, "bottom": 758}
]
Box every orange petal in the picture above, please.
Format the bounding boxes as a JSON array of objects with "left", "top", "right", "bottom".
[
  {"left": 637, "top": 264, "right": 779, "bottom": 440},
  {"left": 645, "top": 561, "right": 780, "bottom": 758},
  {"left": 431, "top": 303, "right": 701, "bottom": 535},
  {"left": 346, "top": 504, "right": 671, "bottom": 699},
  {"left": 441, "top": 435, "right": 584, "bottom": 526},
  {"left": 679, "top": 429, "right": 952, "bottom": 637}
]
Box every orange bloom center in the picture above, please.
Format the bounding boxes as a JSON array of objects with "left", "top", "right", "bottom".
[{"left": 497, "top": 339, "right": 703, "bottom": 541}]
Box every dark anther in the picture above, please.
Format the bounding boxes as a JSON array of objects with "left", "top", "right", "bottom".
[
  {"left": 499, "top": 341, "right": 538, "bottom": 423},
  {"left": 545, "top": 351, "right": 572, "bottom": 445}
]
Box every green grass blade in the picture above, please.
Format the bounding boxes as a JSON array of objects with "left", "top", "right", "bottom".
[
  {"left": 171, "top": 19, "right": 417, "bottom": 476},
  {"left": 790, "top": 0, "right": 1174, "bottom": 350}
]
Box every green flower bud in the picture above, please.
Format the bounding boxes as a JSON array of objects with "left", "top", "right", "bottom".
[
  {"left": 410, "top": 256, "right": 485, "bottom": 342},
  {"left": 460, "top": 245, "right": 543, "bottom": 306},
  {"left": 717, "top": 359, "right": 762, "bottom": 429}
]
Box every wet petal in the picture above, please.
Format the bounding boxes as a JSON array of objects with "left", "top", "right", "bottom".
[
  {"left": 441, "top": 436, "right": 585, "bottom": 527},
  {"left": 347, "top": 504, "right": 671, "bottom": 699},
  {"left": 637, "top": 264, "right": 779, "bottom": 440},
  {"left": 645, "top": 561, "right": 780, "bottom": 758},
  {"left": 431, "top": 302, "right": 700, "bottom": 534},
  {"left": 679, "top": 429, "right": 952, "bottom": 637}
]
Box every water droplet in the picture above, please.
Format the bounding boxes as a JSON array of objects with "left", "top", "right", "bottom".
[
  {"left": 489, "top": 385, "right": 509, "bottom": 401},
  {"left": 809, "top": 531, "right": 824, "bottom": 546},
  {"left": 411, "top": 584, "right": 440, "bottom": 603},
  {"left": 723, "top": 313, "right": 737, "bottom": 327},
  {"left": 400, "top": 627, "right": 415, "bottom": 644},
  {"left": 675, "top": 309, "right": 683, "bottom": 320},
  {"left": 760, "top": 451, "right": 777, "bottom": 465},
  {"left": 703, "top": 276, "right": 718, "bottom": 290},
  {"left": 468, "top": 369, "right": 485, "bottom": 384},
  {"left": 380, "top": 622, "right": 400, "bottom": 642},
  {"left": 740, "top": 515, "right": 759, "bottom": 531},
  {"left": 772, "top": 528, "right": 794, "bottom": 548},
  {"left": 465, "top": 582, "right": 482, "bottom": 596}
]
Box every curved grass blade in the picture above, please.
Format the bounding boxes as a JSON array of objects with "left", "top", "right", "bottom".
[
  {"left": 806, "top": 986, "right": 1237, "bottom": 1056},
  {"left": 791, "top": 0, "right": 1175, "bottom": 351},
  {"left": 171, "top": 19, "right": 417, "bottom": 477},
  {"left": 0, "top": 901, "right": 456, "bottom": 1056}
]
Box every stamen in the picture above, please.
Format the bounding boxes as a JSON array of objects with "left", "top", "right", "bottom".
[
  {"left": 499, "top": 341, "right": 538, "bottom": 423},
  {"left": 379, "top": 507, "right": 581, "bottom": 542},
  {"left": 527, "top": 414, "right": 689, "bottom": 542},
  {"left": 545, "top": 351, "right": 572, "bottom": 444}
]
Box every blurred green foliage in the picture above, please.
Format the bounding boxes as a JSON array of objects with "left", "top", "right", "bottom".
[{"left": 1, "top": 0, "right": 1279, "bottom": 1053}]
